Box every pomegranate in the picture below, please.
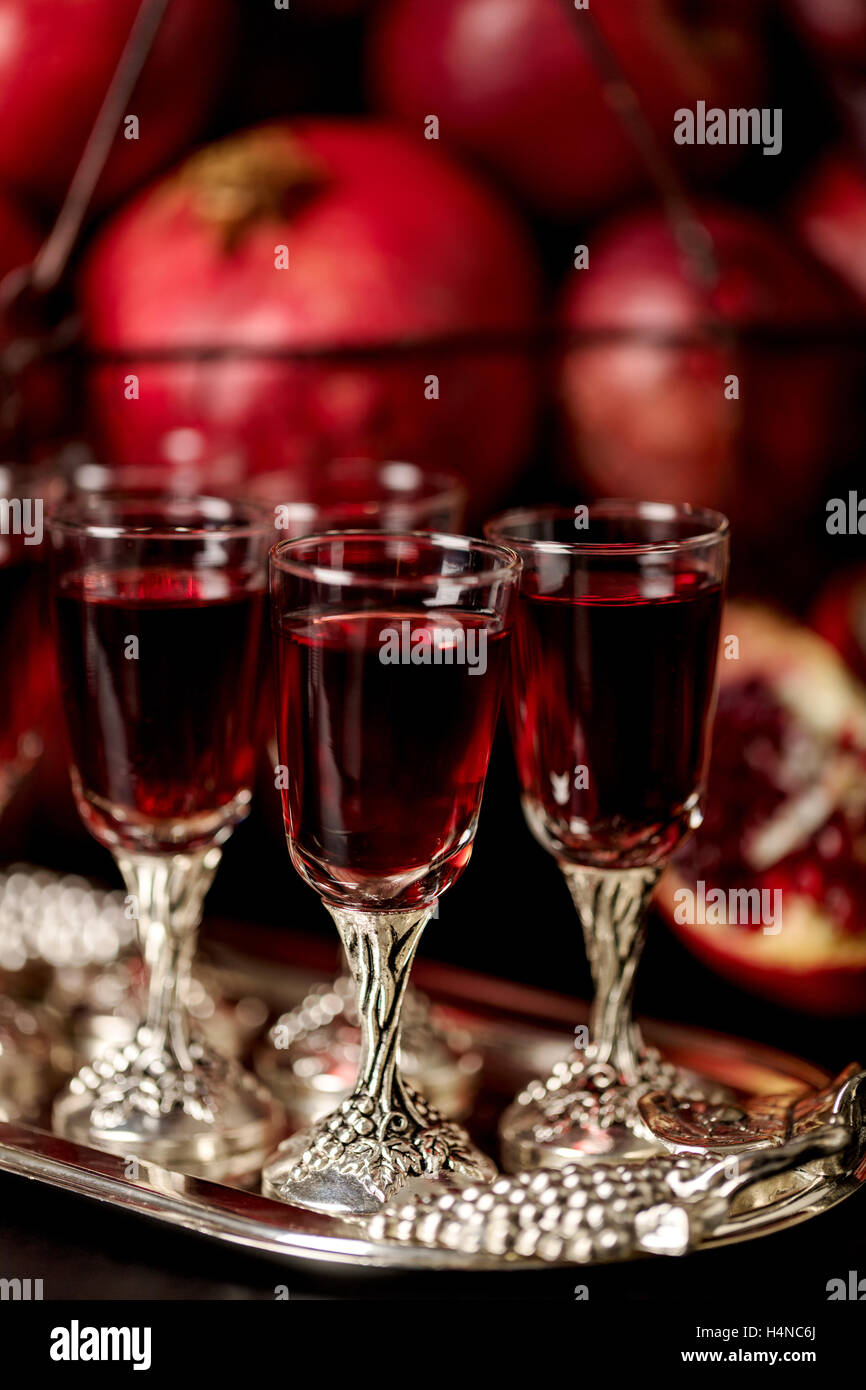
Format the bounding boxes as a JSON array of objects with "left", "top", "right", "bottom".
[
  {"left": 786, "top": 0, "right": 866, "bottom": 69},
  {"left": 0, "top": 191, "right": 66, "bottom": 446},
  {"left": 78, "top": 121, "right": 541, "bottom": 516},
  {"left": 0, "top": 194, "right": 38, "bottom": 292},
  {"left": 367, "top": 0, "right": 766, "bottom": 219},
  {"left": 557, "top": 202, "right": 858, "bottom": 545},
  {"left": 0, "top": 0, "right": 235, "bottom": 212},
  {"left": 300, "top": 0, "right": 367, "bottom": 11},
  {"left": 658, "top": 603, "right": 866, "bottom": 1014},
  {"left": 812, "top": 567, "right": 866, "bottom": 687},
  {"left": 0, "top": 192, "right": 39, "bottom": 368},
  {"left": 791, "top": 151, "right": 866, "bottom": 306}
]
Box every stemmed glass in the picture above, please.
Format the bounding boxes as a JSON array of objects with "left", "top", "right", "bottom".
[
  {"left": 247, "top": 460, "right": 470, "bottom": 1119},
  {"left": 263, "top": 530, "right": 519, "bottom": 1214},
  {"left": 244, "top": 457, "right": 467, "bottom": 537},
  {"left": 0, "top": 460, "right": 65, "bottom": 1118},
  {"left": 0, "top": 461, "right": 60, "bottom": 808},
  {"left": 49, "top": 487, "right": 282, "bottom": 1178},
  {"left": 485, "top": 502, "right": 729, "bottom": 1168}
]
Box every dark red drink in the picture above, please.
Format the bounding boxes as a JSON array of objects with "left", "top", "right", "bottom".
[
  {"left": 0, "top": 547, "right": 53, "bottom": 805},
  {"left": 55, "top": 567, "right": 264, "bottom": 852},
  {"left": 509, "top": 567, "right": 723, "bottom": 867},
  {"left": 274, "top": 609, "right": 509, "bottom": 908}
]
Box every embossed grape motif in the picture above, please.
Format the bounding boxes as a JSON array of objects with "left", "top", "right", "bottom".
[
  {"left": 517, "top": 1045, "right": 732, "bottom": 1144},
  {"left": 69, "top": 1033, "right": 247, "bottom": 1130},
  {"left": 279, "top": 1084, "right": 495, "bottom": 1203},
  {"left": 370, "top": 1155, "right": 720, "bottom": 1263},
  {"left": 369, "top": 1073, "right": 861, "bottom": 1266}
]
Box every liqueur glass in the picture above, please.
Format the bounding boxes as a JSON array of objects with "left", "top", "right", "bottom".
[
  {"left": 485, "top": 502, "right": 729, "bottom": 1168},
  {"left": 247, "top": 460, "right": 469, "bottom": 1118},
  {"left": 49, "top": 488, "right": 282, "bottom": 1178},
  {"left": 0, "top": 460, "right": 65, "bottom": 1116},
  {"left": 262, "top": 530, "right": 519, "bottom": 1214},
  {"left": 0, "top": 460, "right": 61, "bottom": 808},
  {"left": 243, "top": 457, "right": 467, "bottom": 538}
]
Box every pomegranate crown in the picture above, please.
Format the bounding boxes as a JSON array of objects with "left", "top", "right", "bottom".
[{"left": 177, "top": 126, "right": 326, "bottom": 249}]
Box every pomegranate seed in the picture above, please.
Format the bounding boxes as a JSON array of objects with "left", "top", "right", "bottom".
[{"left": 793, "top": 862, "right": 824, "bottom": 900}]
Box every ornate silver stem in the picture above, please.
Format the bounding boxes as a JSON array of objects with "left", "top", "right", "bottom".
[
  {"left": 262, "top": 907, "right": 496, "bottom": 1214},
  {"left": 52, "top": 847, "right": 282, "bottom": 1179},
  {"left": 500, "top": 862, "right": 733, "bottom": 1169},
  {"left": 561, "top": 863, "right": 660, "bottom": 1083},
  {"left": 333, "top": 906, "right": 429, "bottom": 1126},
  {"left": 117, "top": 848, "right": 221, "bottom": 1071}
]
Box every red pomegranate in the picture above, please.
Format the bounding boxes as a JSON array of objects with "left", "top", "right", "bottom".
[
  {"left": 78, "top": 121, "right": 541, "bottom": 515},
  {"left": 0, "top": 0, "right": 235, "bottom": 212},
  {"left": 557, "top": 202, "right": 858, "bottom": 543},
  {"left": 812, "top": 567, "right": 866, "bottom": 688},
  {"left": 0, "top": 192, "right": 39, "bottom": 339},
  {"left": 0, "top": 194, "right": 38, "bottom": 283},
  {"left": 367, "top": 0, "right": 766, "bottom": 219},
  {"left": 658, "top": 604, "right": 866, "bottom": 1014},
  {"left": 786, "top": 0, "right": 866, "bottom": 69},
  {"left": 0, "top": 191, "right": 68, "bottom": 445},
  {"left": 791, "top": 151, "right": 866, "bottom": 306},
  {"left": 301, "top": 0, "right": 367, "bottom": 11}
]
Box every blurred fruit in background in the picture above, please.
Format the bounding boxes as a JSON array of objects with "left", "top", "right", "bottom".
[
  {"left": 556, "top": 203, "right": 861, "bottom": 545},
  {"left": 791, "top": 150, "right": 866, "bottom": 305},
  {"left": 0, "top": 193, "right": 38, "bottom": 298},
  {"left": 367, "top": 0, "right": 766, "bottom": 219},
  {"left": 812, "top": 567, "right": 866, "bottom": 688},
  {"left": 303, "top": 0, "right": 368, "bottom": 13},
  {"left": 785, "top": 0, "right": 866, "bottom": 157},
  {"left": 0, "top": 190, "right": 40, "bottom": 355},
  {"left": 786, "top": 0, "right": 866, "bottom": 70},
  {"left": 0, "top": 191, "right": 66, "bottom": 451},
  {"left": 78, "top": 120, "right": 541, "bottom": 516},
  {"left": 0, "top": 0, "right": 235, "bottom": 214},
  {"left": 659, "top": 604, "right": 866, "bottom": 1014}
]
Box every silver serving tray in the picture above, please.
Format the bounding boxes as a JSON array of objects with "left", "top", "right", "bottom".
[{"left": 0, "top": 936, "right": 863, "bottom": 1271}]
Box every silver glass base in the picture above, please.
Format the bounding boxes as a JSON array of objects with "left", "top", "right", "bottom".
[
  {"left": 0, "top": 995, "right": 71, "bottom": 1122},
  {"left": 262, "top": 1082, "right": 496, "bottom": 1216},
  {"left": 49, "top": 956, "right": 250, "bottom": 1067},
  {"left": 500, "top": 1044, "right": 734, "bottom": 1171},
  {"left": 52, "top": 1028, "right": 285, "bottom": 1183},
  {"left": 255, "top": 975, "right": 481, "bottom": 1126}
]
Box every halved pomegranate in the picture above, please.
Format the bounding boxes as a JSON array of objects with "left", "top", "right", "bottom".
[
  {"left": 811, "top": 566, "right": 866, "bottom": 688},
  {"left": 791, "top": 150, "right": 866, "bottom": 307},
  {"left": 658, "top": 603, "right": 866, "bottom": 1014}
]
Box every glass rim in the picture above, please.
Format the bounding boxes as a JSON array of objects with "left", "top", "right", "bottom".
[
  {"left": 67, "top": 460, "right": 238, "bottom": 492},
  {"left": 246, "top": 459, "right": 468, "bottom": 519},
  {"left": 49, "top": 488, "right": 271, "bottom": 542},
  {"left": 269, "top": 529, "right": 522, "bottom": 590},
  {"left": 484, "top": 500, "right": 730, "bottom": 557},
  {"left": 0, "top": 458, "right": 65, "bottom": 492}
]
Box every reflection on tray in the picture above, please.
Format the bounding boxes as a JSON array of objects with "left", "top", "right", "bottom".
[{"left": 0, "top": 867, "right": 864, "bottom": 1270}]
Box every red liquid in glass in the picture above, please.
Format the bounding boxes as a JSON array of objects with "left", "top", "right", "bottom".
[
  {"left": 274, "top": 609, "right": 508, "bottom": 908},
  {"left": 508, "top": 568, "right": 722, "bottom": 866},
  {"left": 0, "top": 550, "right": 52, "bottom": 801},
  {"left": 55, "top": 567, "right": 264, "bottom": 852}
]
